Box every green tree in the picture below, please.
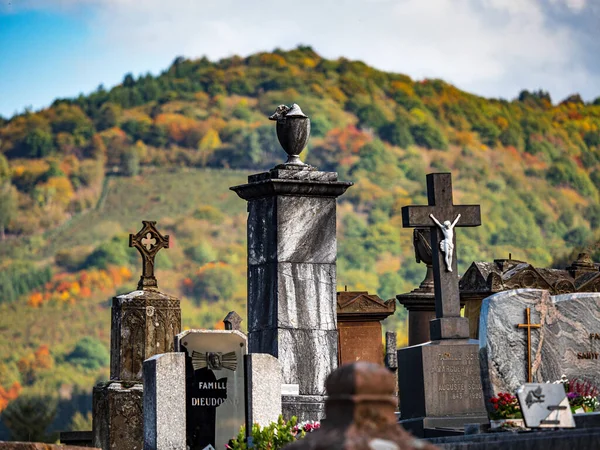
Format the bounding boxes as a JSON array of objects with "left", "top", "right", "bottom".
[
  {"left": 186, "top": 242, "right": 218, "bottom": 265},
  {"left": 410, "top": 121, "right": 448, "bottom": 150},
  {"left": 0, "top": 183, "right": 17, "bottom": 240},
  {"left": 21, "top": 128, "right": 55, "bottom": 157},
  {"left": 65, "top": 337, "right": 110, "bottom": 370},
  {"left": 95, "top": 103, "right": 121, "bottom": 131},
  {"left": 192, "top": 265, "right": 236, "bottom": 304},
  {"left": 1, "top": 394, "right": 58, "bottom": 442},
  {"left": 379, "top": 120, "right": 414, "bottom": 148}
]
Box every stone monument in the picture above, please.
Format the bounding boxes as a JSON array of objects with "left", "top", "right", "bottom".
[
  {"left": 479, "top": 289, "right": 600, "bottom": 412},
  {"left": 397, "top": 173, "right": 486, "bottom": 437},
  {"left": 284, "top": 362, "right": 438, "bottom": 450},
  {"left": 92, "top": 221, "right": 181, "bottom": 450},
  {"left": 336, "top": 290, "right": 395, "bottom": 365},
  {"left": 230, "top": 103, "right": 352, "bottom": 420},
  {"left": 175, "top": 329, "right": 247, "bottom": 450}
]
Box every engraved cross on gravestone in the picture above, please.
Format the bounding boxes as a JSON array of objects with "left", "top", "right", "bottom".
[
  {"left": 129, "top": 220, "right": 170, "bottom": 290},
  {"left": 401, "top": 173, "right": 481, "bottom": 339}
]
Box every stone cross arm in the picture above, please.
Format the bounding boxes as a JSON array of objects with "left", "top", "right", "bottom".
[
  {"left": 402, "top": 204, "right": 481, "bottom": 229},
  {"left": 129, "top": 220, "right": 170, "bottom": 291}
]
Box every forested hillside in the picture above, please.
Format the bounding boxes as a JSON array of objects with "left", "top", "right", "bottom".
[{"left": 0, "top": 46, "right": 599, "bottom": 439}]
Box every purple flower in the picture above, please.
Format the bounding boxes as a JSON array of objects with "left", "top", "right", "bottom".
[{"left": 567, "top": 392, "right": 580, "bottom": 400}]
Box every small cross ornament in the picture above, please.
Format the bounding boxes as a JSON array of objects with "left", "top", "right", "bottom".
[
  {"left": 129, "top": 221, "right": 169, "bottom": 290},
  {"left": 517, "top": 307, "right": 542, "bottom": 383}
]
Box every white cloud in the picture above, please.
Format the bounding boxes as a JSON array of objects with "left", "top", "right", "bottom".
[{"left": 5, "top": 0, "right": 600, "bottom": 102}]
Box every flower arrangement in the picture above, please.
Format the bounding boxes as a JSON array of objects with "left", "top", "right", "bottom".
[
  {"left": 554, "top": 375, "right": 600, "bottom": 413},
  {"left": 227, "top": 415, "right": 319, "bottom": 450},
  {"left": 293, "top": 421, "right": 321, "bottom": 434},
  {"left": 489, "top": 392, "right": 523, "bottom": 420}
]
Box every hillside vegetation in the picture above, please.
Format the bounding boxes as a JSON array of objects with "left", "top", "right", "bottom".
[{"left": 0, "top": 46, "right": 599, "bottom": 439}]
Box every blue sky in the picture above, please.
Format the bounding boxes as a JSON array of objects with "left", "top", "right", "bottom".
[{"left": 1, "top": 0, "right": 599, "bottom": 118}]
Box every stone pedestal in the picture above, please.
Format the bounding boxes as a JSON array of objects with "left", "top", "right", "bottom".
[
  {"left": 93, "top": 289, "right": 181, "bottom": 450},
  {"left": 231, "top": 167, "right": 351, "bottom": 418},
  {"left": 110, "top": 290, "right": 181, "bottom": 381},
  {"left": 397, "top": 340, "right": 487, "bottom": 437},
  {"left": 337, "top": 291, "right": 395, "bottom": 365},
  {"left": 92, "top": 382, "right": 143, "bottom": 450}
]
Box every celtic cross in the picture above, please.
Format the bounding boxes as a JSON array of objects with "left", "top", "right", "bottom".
[{"left": 129, "top": 221, "right": 169, "bottom": 290}]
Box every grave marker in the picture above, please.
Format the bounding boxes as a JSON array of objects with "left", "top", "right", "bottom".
[
  {"left": 175, "top": 330, "right": 247, "bottom": 450},
  {"left": 397, "top": 173, "right": 486, "bottom": 437}
]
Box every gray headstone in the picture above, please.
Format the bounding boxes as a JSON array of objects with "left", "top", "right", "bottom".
[
  {"left": 516, "top": 383, "right": 575, "bottom": 428},
  {"left": 244, "top": 353, "right": 282, "bottom": 432},
  {"left": 480, "top": 289, "right": 600, "bottom": 408},
  {"left": 143, "top": 353, "right": 186, "bottom": 450},
  {"left": 175, "top": 330, "right": 247, "bottom": 450}
]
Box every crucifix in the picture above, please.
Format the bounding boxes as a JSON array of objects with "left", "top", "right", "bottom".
[
  {"left": 517, "top": 307, "right": 541, "bottom": 383},
  {"left": 401, "top": 173, "right": 481, "bottom": 340},
  {"left": 129, "top": 220, "right": 170, "bottom": 290}
]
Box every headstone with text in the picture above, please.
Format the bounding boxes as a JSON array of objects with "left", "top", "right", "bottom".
[
  {"left": 175, "top": 330, "right": 247, "bottom": 450},
  {"left": 397, "top": 173, "right": 487, "bottom": 437},
  {"left": 479, "top": 289, "right": 600, "bottom": 410}
]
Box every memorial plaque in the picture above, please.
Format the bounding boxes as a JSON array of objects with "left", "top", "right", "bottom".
[
  {"left": 480, "top": 289, "right": 600, "bottom": 407},
  {"left": 516, "top": 383, "right": 575, "bottom": 428},
  {"left": 338, "top": 322, "right": 384, "bottom": 365},
  {"left": 175, "top": 330, "right": 247, "bottom": 450}
]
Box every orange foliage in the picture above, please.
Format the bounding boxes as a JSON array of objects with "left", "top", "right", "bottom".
[
  {"left": 0, "top": 382, "right": 22, "bottom": 413},
  {"left": 26, "top": 266, "right": 133, "bottom": 308},
  {"left": 325, "top": 126, "right": 371, "bottom": 155}
]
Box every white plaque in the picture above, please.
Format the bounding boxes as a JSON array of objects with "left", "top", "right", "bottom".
[{"left": 516, "top": 383, "right": 575, "bottom": 428}]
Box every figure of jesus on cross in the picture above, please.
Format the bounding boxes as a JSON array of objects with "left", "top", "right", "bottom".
[{"left": 429, "top": 213, "right": 461, "bottom": 272}]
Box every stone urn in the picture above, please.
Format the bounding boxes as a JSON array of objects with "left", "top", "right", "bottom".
[{"left": 269, "top": 103, "right": 310, "bottom": 166}]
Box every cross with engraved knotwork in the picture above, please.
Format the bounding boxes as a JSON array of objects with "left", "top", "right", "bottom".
[
  {"left": 401, "top": 173, "right": 481, "bottom": 340},
  {"left": 129, "top": 221, "right": 169, "bottom": 290}
]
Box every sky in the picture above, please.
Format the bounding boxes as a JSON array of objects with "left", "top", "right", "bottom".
[{"left": 0, "top": 0, "right": 599, "bottom": 118}]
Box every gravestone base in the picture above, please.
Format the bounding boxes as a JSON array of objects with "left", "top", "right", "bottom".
[
  {"left": 400, "top": 415, "right": 489, "bottom": 439},
  {"left": 282, "top": 395, "right": 326, "bottom": 422},
  {"left": 398, "top": 339, "right": 486, "bottom": 438},
  {"left": 92, "top": 381, "right": 143, "bottom": 450}
]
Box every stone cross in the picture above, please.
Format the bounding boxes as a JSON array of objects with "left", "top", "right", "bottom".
[
  {"left": 401, "top": 173, "right": 481, "bottom": 340},
  {"left": 129, "top": 221, "right": 169, "bottom": 290},
  {"left": 517, "top": 307, "right": 542, "bottom": 383}
]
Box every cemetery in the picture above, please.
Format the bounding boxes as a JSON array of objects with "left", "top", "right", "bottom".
[
  {"left": 0, "top": 101, "right": 594, "bottom": 450},
  {"left": 1, "top": 66, "right": 600, "bottom": 448}
]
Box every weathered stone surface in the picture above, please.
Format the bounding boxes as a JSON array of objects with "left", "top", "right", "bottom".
[
  {"left": 398, "top": 340, "right": 486, "bottom": 419},
  {"left": 338, "top": 321, "right": 383, "bottom": 365},
  {"left": 248, "top": 263, "right": 336, "bottom": 332},
  {"left": 110, "top": 290, "right": 181, "bottom": 381},
  {"left": 385, "top": 331, "right": 398, "bottom": 370},
  {"left": 479, "top": 289, "right": 600, "bottom": 411},
  {"left": 92, "top": 381, "right": 143, "bottom": 450},
  {"left": 247, "top": 196, "right": 337, "bottom": 266},
  {"left": 175, "top": 330, "right": 246, "bottom": 450},
  {"left": 0, "top": 444, "right": 98, "bottom": 450},
  {"left": 223, "top": 311, "right": 243, "bottom": 331},
  {"left": 143, "top": 353, "right": 186, "bottom": 450},
  {"left": 249, "top": 328, "right": 337, "bottom": 395},
  {"left": 282, "top": 395, "right": 326, "bottom": 422},
  {"left": 232, "top": 166, "right": 350, "bottom": 399},
  {"left": 245, "top": 354, "right": 282, "bottom": 428},
  {"left": 284, "top": 362, "right": 437, "bottom": 450}
]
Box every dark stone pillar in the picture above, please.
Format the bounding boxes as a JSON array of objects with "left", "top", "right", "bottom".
[{"left": 231, "top": 167, "right": 351, "bottom": 419}]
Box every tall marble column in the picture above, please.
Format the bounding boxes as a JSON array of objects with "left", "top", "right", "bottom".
[{"left": 231, "top": 103, "right": 351, "bottom": 420}]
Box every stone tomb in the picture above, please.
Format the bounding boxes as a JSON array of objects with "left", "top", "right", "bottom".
[
  {"left": 479, "top": 289, "right": 600, "bottom": 408},
  {"left": 336, "top": 290, "right": 395, "bottom": 365},
  {"left": 175, "top": 330, "right": 247, "bottom": 450}
]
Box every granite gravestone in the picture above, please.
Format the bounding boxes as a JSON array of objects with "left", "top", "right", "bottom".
[
  {"left": 397, "top": 173, "right": 486, "bottom": 436},
  {"left": 175, "top": 330, "right": 246, "bottom": 450},
  {"left": 479, "top": 289, "right": 600, "bottom": 409},
  {"left": 230, "top": 103, "right": 352, "bottom": 420}
]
